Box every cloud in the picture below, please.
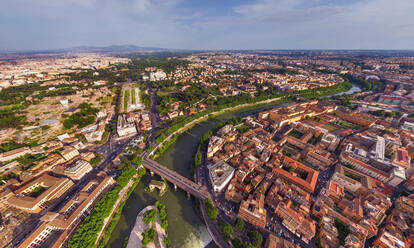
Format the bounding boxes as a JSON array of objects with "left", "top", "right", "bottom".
[
  {"left": 0, "top": 0, "right": 413, "bottom": 50},
  {"left": 221, "top": 0, "right": 414, "bottom": 49}
]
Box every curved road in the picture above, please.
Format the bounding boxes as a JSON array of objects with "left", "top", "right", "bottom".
[{"left": 149, "top": 96, "right": 282, "bottom": 157}]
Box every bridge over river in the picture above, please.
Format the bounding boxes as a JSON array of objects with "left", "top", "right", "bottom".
[{"left": 142, "top": 157, "right": 210, "bottom": 200}]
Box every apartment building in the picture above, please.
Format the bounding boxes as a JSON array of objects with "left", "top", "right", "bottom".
[
  {"left": 53, "top": 159, "right": 93, "bottom": 180},
  {"left": 272, "top": 156, "right": 319, "bottom": 193},
  {"left": 7, "top": 174, "right": 74, "bottom": 213},
  {"left": 238, "top": 193, "right": 267, "bottom": 229},
  {"left": 59, "top": 146, "right": 80, "bottom": 161},
  {"left": 18, "top": 176, "right": 115, "bottom": 248},
  {"left": 0, "top": 147, "right": 32, "bottom": 162}
]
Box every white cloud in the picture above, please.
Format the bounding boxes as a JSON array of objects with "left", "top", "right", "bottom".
[
  {"left": 224, "top": 0, "right": 414, "bottom": 49},
  {"left": 0, "top": 0, "right": 413, "bottom": 50}
]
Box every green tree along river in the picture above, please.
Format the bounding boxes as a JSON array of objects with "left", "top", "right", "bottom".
[{"left": 106, "top": 85, "right": 361, "bottom": 248}]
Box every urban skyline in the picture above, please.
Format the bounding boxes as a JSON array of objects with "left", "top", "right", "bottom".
[{"left": 1, "top": 1, "right": 414, "bottom": 248}]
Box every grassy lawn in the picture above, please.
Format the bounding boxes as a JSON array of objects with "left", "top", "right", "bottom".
[
  {"left": 118, "top": 90, "right": 124, "bottom": 113},
  {"left": 131, "top": 88, "right": 136, "bottom": 104},
  {"left": 100, "top": 96, "right": 113, "bottom": 105},
  {"left": 123, "top": 89, "right": 130, "bottom": 112},
  {"left": 337, "top": 120, "right": 361, "bottom": 130},
  {"left": 27, "top": 185, "right": 47, "bottom": 197},
  {"left": 290, "top": 200, "right": 299, "bottom": 209},
  {"left": 156, "top": 91, "right": 173, "bottom": 97},
  {"left": 90, "top": 153, "right": 103, "bottom": 166},
  {"left": 322, "top": 123, "right": 340, "bottom": 132},
  {"left": 289, "top": 129, "right": 303, "bottom": 139},
  {"left": 344, "top": 171, "right": 361, "bottom": 182}
]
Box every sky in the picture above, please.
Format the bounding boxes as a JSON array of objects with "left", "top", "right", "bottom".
[{"left": 0, "top": 0, "right": 413, "bottom": 51}]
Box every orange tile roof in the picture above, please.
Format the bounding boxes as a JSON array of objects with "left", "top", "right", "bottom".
[
  {"left": 342, "top": 153, "right": 390, "bottom": 178},
  {"left": 273, "top": 156, "right": 319, "bottom": 192}
]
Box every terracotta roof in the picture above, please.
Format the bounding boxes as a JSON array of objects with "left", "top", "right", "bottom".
[{"left": 272, "top": 156, "right": 319, "bottom": 192}]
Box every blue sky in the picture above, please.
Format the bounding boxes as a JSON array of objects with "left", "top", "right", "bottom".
[{"left": 0, "top": 0, "right": 413, "bottom": 51}]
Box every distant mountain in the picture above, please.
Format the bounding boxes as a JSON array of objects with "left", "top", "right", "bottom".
[
  {"left": 0, "top": 45, "right": 173, "bottom": 55},
  {"left": 67, "top": 45, "right": 168, "bottom": 53}
]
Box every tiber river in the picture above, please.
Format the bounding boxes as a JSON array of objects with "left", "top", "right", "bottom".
[{"left": 106, "top": 85, "right": 361, "bottom": 248}]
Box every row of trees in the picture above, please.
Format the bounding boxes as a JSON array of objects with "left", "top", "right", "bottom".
[
  {"left": 370, "top": 109, "right": 402, "bottom": 118},
  {"left": 205, "top": 198, "right": 218, "bottom": 220},
  {"left": 155, "top": 80, "right": 352, "bottom": 154},
  {"left": 231, "top": 231, "right": 262, "bottom": 248},
  {"left": 220, "top": 217, "right": 262, "bottom": 248},
  {"left": 335, "top": 219, "right": 350, "bottom": 245},
  {"left": 0, "top": 105, "right": 27, "bottom": 128},
  {"left": 98, "top": 166, "right": 145, "bottom": 248},
  {"left": 155, "top": 201, "right": 168, "bottom": 230},
  {"left": 68, "top": 165, "right": 145, "bottom": 248},
  {"left": 0, "top": 140, "right": 30, "bottom": 152},
  {"left": 0, "top": 80, "right": 95, "bottom": 107},
  {"left": 342, "top": 74, "right": 384, "bottom": 91}
]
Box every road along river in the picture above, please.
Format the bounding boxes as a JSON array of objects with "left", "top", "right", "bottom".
[{"left": 107, "top": 86, "right": 361, "bottom": 248}]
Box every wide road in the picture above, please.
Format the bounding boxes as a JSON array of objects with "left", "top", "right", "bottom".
[{"left": 145, "top": 80, "right": 161, "bottom": 147}]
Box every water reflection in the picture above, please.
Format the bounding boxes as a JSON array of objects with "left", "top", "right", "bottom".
[{"left": 107, "top": 86, "right": 360, "bottom": 247}]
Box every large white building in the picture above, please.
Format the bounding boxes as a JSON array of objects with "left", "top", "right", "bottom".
[
  {"left": 63, "top": 160, "right": 93, "bottom": 180},
  {"left": 149, "top": 70, "right": 167, "bottom": 81},
  {"left": 117, "top": 114, "right": 137, "bottom": 137},
  {"left": 387, "top": 166, "right": 406, "bottom": 187},
  {"left": 208, "top": 161, "right": 235, "bottom": 192}
]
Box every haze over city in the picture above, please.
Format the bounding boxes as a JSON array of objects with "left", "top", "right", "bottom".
[
  {"left": 1, "top": 1, "right": 414, "bottom": 248},
  {"left": 1, "top": 0, "right": 414, "bottom": 51}
]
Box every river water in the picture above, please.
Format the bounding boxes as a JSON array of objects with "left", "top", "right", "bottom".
[
  {"left": 334, "top": 85, "right": 361, "bottom": 96},
  {"left": 107, "top": 85, "right": 361, "bottom": 248}
]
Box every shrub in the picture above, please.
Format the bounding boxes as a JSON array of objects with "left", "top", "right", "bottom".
[
  {"left": 142, "top": 209, "right": 158, "bottom": 224},
  {"left": 90, "top": 154, "right": 103, "bottom": 166},
  {"left": 164, "top": 237, "right": 172, "bottom": 248},
  {"left": 141, "top": 227, "right": 156, "bottom": 246},
  {"left": 221, "top": 223, "right": 233, "bottom": 240},
  {"left": 248, "top": 230, "right": 262, "bottom": 248},
  {"left": 235, "top": 218, "right": 245, "bottom": 232},
  {"left": 161, "top": 219, "right": 168, "bottom": 230}
]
